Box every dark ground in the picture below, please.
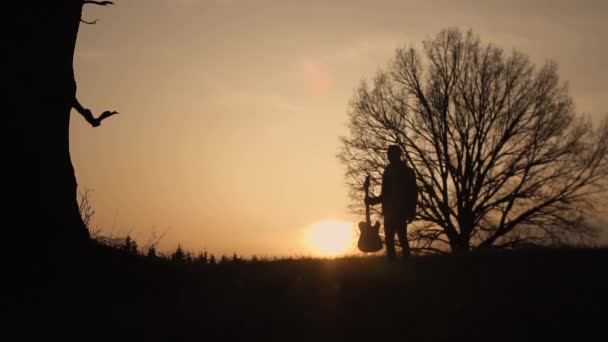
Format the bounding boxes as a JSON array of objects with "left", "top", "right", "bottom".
[{"left": 12, "top": 244, "right": 608, "bottom": 341}]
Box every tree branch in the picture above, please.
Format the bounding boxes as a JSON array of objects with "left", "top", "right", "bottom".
[
  {"left": 83, "top": 1, "right": 115, "bottom": 6},
  {"left": 80, "top": 18, "right": 99, "bottom": 25}
]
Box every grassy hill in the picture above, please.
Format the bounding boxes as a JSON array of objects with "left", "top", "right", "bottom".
[{"left": 17, "top": 244, "right": 608, "bottom": 341}]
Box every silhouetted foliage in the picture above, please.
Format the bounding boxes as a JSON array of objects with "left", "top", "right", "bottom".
[
  {"left": 29, "top": 239, "right": 608, "bottom": 340},
  {"left": 340, "top": 28, "right": 608, "bottom": 253},
  {"left": 194, "top": 250, "right": 209, "bottom": 265},
  {"left": 122, "top": 235, "right": 139, "bottom": 255},
  {"left": 78, "top": 188, "right": 96, "bottom": 233},
  {"left": 143, "top": 230, "right": 167, "bottom": 258},
  {"left": 147, "top": 246, "right": 158, "bottom": 258},
  {"left": 172, "top": 245, "right": 186, "bottom": 263},
  {"left": 232, "top": 252, "right": 243, "bottom": 263}
]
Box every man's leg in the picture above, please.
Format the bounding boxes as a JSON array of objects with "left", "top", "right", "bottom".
[
  {"left": 397, "top": 221, "right": 410, "bottom": 259},
  {"left": 384, "top": 219, "right": 397, "bottom": 260}
]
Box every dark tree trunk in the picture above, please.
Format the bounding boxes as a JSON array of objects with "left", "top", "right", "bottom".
[
  {"left": 10, "top": 1, "right": 88, "bottom": 251},
  {"left": 453, "top": 210, "right": 474, "bottom": 253},
  {"left": 449, "top": 236, "right": 470, "bottom": 254}
]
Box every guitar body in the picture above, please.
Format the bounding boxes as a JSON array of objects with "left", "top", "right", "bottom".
[
  {"left": 357, "top": 175, "right": 384, "bottom": 253},
  {"left": 357, "top": 220, "right": 383, "bottom": 253}
]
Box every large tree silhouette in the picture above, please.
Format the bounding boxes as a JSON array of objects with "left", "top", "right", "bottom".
[
  {"left": 340, "top": 28, "right": 608, "bottom": 253},
  {"left": 10, "top": 1, "right": 116, "bottom": 248}
]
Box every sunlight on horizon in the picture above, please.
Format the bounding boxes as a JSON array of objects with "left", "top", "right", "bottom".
[{"left": 306, "top": 220, "right": 356, "bottom": 257}]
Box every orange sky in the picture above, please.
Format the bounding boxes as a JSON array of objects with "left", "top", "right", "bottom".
[{"left": 72, "top": 0, "right": 608, "bottom": 256}]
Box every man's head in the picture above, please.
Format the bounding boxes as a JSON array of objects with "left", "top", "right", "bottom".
[{"left": 387, "top": 145, "right": 402, "bottom": 164}]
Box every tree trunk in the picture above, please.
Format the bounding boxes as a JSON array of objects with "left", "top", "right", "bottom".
[
  {"left": 10, "top": 1, "right": 88, "bottom": 250},
  {"left": 449, "top": 236, "right": 470, "bottom": 254}
]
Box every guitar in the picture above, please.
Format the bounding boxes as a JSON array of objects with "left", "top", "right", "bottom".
[{"left": 357, "top": 175, "right": 383, "bottom": 253}]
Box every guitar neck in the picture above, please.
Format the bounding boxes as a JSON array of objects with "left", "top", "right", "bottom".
[{"left": 365, "top": 187, "right": 371, "bottom": 225}]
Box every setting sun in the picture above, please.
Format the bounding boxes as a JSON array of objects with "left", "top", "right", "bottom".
[{"left": 307, "top": 220, "right": 355, "bottom": 257}]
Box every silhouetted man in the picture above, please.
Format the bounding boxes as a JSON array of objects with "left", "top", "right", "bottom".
[{"left": 366, "top": 145, "right": 418, "bottom": 260}]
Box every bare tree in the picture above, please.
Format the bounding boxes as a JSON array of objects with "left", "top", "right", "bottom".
[
  {"left": 10, "top": 1, "right": 116, "bottom": 248},
  {"left": 339, "top": 28, "right": 608, "bottom": 253}
]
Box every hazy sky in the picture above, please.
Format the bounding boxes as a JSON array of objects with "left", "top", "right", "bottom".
[{"left": 73, "top": 0, "right": 608, "bottom": 256}]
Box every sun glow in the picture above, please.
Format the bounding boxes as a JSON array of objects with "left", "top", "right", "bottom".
[{"left": 307, "top": 220, "right": 355, "bottom": 257}]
